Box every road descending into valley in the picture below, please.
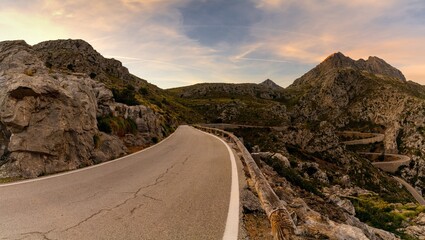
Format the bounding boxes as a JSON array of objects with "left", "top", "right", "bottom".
[{"left": 0, "top": 126, "right": 239, "bottom": 240}]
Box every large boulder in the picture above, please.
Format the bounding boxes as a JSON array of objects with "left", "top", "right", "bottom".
[{"left": 0, "top": 40, "right": 128, "bottom": 178}]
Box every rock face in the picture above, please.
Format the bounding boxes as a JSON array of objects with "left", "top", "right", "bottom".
[
  {"left": 33, "top": 39, "right": 135, "bottom": 86},
  {"left": 405, "top": 213, "right": 425, "bottom": 239},
  {"left": 285, "top": 52, "right": 425, "bottom": 195},
  {"left": 0, "top": 40, "right": 169, "bottom": 178}
]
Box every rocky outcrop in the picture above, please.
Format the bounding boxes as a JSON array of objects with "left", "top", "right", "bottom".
[
  {"left": 0, "top": 40, "right": 167, "bottom": 178},
  {"left": 0, "top": 41, "right": 101, "bottom": 177},
  {"left": 405, "top": 213, "right": 425, "bottom": 239},
  {"left": 33, "top": 39, "right": 140, "bottom": 86},
  {"left": 285, "top": 52, "right": 425, "bottom": 196}
]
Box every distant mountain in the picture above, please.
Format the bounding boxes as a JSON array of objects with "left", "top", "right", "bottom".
[
  {"left": 259, "top": 79, "right": 283, "bottom": 89},
  {"left": 166, "top": 82, "right": 289, "bottom": 126},
  {"left": 292, "top": 52, "right": 405, "bottom": 88},
  {"left": 180, "top": 53, "right": 425, "bottom": 238},
  {"left": 284, "top": 52, "right": 425, "bottom": 206}
]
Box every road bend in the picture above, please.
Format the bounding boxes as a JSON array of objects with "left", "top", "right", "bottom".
[{"left": 0, "top": 125, "right": 239, "bottom": 240}]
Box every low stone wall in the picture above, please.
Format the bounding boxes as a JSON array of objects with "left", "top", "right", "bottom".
[
  {"left": 357, "top": 153, "right": 410, "bottom": 174},
  {"left": 338, "top": 131, "right": 385, "bottom": 145},
  {"left": 193, "top": 125, "right": 295, "bottom": 240}
]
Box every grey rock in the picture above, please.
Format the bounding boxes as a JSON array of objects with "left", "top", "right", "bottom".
[
  {"left": 252, "top": 152, "right": 290, "bottom": 168},
  {"left": 0, "top": 40, "right": 138, "bottom": 178},
  {"left": 241, "top": 188, "right": 264, "bottom": 213}
]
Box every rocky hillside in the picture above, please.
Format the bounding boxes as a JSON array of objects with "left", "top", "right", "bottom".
[
  {"left": 183, "top": 52, "right": 425, "bottom": 239},
  {"left": 167, "top": 80, "right": 290, "bottom": 126},
  {"left": 0, "top": 39, "right": 186, "bottom": 179},
  {"left": 285, "top": 53, "right": 425, "bottom": 198}
]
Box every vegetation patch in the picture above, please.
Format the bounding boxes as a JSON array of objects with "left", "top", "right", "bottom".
[
  {"left": 349, "top": 194, "right": 424, "bottom": 239},
  {"left": 0, "top": 177, "right": 23, "bottom": 184},
  {"left": 111, "top": 84, "right": 139, "bottom": 106},
  {"left": 262, "top": 155, "right": 324, "bottom": 197},
  {"left": 97, "top": 115, "right": 137, "bottom": 137}
]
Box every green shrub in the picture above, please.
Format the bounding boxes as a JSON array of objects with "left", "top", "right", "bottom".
[
  {"left": 97, "top": 117, "right": 112, "bottom": 133},
  {"left": 138, "top": 87, "right": 148, "bottom": 95},
  {"left": 97, "top": 116, "right": 137, "bottom": 137},
  {"left": 350, "top": 195, "right": 424, "bottom": 238},
  {"left": 111, "top": 85, "right": 139, "bottom": 106},
  {"left": 263, "top": 156, "right": 323, "bottom": 197},
  {"left": 93, "top": 134, "right": 101, "bottom": 148}
]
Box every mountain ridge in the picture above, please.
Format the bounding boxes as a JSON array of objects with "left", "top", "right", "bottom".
[{"left": 292, "top": 52, "right": 406, "bottom": 88}]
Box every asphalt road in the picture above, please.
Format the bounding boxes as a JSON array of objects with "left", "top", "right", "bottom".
[
  {"left": 393, "top": 176, "right": 425, "bottom": 205},
  {"left": 0, "top": 125, "right": 238, "bottom": 240}
]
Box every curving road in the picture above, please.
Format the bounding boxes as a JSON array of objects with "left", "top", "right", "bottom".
[
  {"left": 0, "top": 126, "right": 239, "bottom": 240},
  {"left": 341, "top": 131, "right": 425, "bottom": 205},
  {"left": 357, "top": 152, "right": 411, "bottom": 173}
]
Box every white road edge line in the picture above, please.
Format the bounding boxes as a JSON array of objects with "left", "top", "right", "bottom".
[
  {"left": 0, "top": 127, "right": 178, "bottom": 187},
  {"left": 198, "top": 129, "right": 239, "bottom": 240}
]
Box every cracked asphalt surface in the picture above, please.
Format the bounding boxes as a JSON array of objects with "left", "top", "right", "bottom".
[{"left": 0, "top": 126, "right": 232, "bottom": 240}]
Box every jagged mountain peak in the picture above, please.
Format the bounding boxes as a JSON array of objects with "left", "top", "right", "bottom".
[
  {"left": 322, "top": 52, "right": 354, "bottom": 66},
  {"left": 259, "top": 79, "right": 283, "bottom": 89},
  {"left": 292, "top": 52, "right": 406, "bottom": 87},
  {"left": 360, "top": 56, "right": 406, "bottom": 81}
]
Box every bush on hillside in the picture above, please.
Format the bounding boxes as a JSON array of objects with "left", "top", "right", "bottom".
[
  {"left": 111, "top": 84, "right": 139, "bottom": 106},
  {"left": 97, "top": 115, "right": 138, "bottom": 137}
]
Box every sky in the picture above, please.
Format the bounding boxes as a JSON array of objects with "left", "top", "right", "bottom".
[{"left": 1, "top": 0, "right": 425, "bottom": 89}]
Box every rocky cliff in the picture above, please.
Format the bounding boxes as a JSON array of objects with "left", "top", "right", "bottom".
[
  {"left": 0, "top": 40, "right": 175, "bottom": 178},
  {"left": 285, "top": 53, "right": 425, "bottom": 199}
]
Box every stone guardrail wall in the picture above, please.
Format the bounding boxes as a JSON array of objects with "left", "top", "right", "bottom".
[
  {"left": 200, "top": 123, "right": 287, "bottom": 131},
  {"left": 338, "top": 131, "right": 385, "bottom": 145},
  {"left": 193, "top": 125, "right": 295, "bottom": 240},
  {"left": 357, "top": 152, "right": 411, "bottom": 173}
]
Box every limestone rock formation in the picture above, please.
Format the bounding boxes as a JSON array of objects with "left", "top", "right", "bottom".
[
  {"left": 405, "top": 213, "right": 425, "bottom": 239},
  {"left": 0, "top": 40, "right": 169, "bottom": 178},
  {"left": 284, "top": 52, "right": 425, "bottom": 196},
  {"left": 33, "top": 39, "right": 135, "bottom": 86}
]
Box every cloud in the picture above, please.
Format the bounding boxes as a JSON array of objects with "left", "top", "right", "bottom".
[
  {"left": 244, "top": 0, "right": 425, "bottom": 84},
  {"left": 0, "top": 10, "right": 69, "bottom": 44},
  {"left": 179, "top": 0, "right": 262, "bottom": 46},
  {"left": 0, "top": 0, "right": 424, "bottom": 88}
]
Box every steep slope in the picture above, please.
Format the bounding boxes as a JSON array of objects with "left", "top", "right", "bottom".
[
  {"left": 167, "top": 80, "right": 290, "bottom": 126},
  {"left": 33, "top": 39, "right": 200, "bottom": 125},
  {"left": 0, "top": 40, "right": 126, "bottom": 178},
  {"left": 0, "top": 39, "right": 187, "bottom": 179},
  {"left": 285, "top": 52, "right": 425, "bottom": 216},
  {"left": 199, "top": 53, "right": 425, "bottom": 239}
]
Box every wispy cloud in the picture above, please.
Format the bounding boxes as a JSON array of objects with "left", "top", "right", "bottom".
[
  {"left": 0, "top": 0, "right": 424, "bottom": 87},
  {"left": 236, "top": 57, "right": 290, "bottom": 63}
]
